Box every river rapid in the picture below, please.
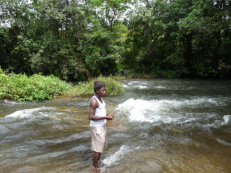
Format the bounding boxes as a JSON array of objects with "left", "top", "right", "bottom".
[{"left": 0, "top": 79, "right": 231, "bottom": 173}]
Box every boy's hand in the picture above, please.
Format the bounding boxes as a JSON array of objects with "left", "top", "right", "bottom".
[{"left": 107, "top": 113, "right": 114, "bottom": 120}]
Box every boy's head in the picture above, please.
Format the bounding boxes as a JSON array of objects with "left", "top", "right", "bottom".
[{"left": 94, "top": 81, "right": 105, "bottom": 93}]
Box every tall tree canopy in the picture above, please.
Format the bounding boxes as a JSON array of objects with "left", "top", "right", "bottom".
[
  {"left": 0, "top": 0, "right": 230, "bottom": 80},
  {"left": 124, "top": 0, "right": 231, "bottom": 77}
]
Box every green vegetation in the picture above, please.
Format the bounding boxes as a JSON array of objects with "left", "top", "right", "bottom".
[
  {"left": 124, "top": 0, "right": 231, "bottom": 78},
  {"left": 66, "top": 76, "right": 125, "bottom": 97},
  {"left": 0, "top": 0, "right": 230, "bottom": 80},
  {"left": 0, "top": 69, "right": 72, "bottom": 101},
  {"left": 1, "top": 0, "right": 230, "bottom": 101},
  {"left": 0, "top": 69, "right": 125, "bottom": 101}
]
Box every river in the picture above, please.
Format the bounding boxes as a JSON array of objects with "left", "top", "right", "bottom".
[{"left": 0, "top": 79, "right": 231, "bottom": 173}]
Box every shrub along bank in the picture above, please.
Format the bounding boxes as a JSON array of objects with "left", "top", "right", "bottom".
[
  {"left": 65, "top": 76, "right": 125, "bottom": 97},
  {"left": 0, "top": 69, "right": 72, "bottom": 101},
  {"left": 0, "top": 69, "right": 125, "bottom": 101}
]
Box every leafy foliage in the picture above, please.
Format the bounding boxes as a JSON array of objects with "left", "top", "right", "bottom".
[
  {"left": 0, "top": 69, "right": 72, "bottom": 101},
  {"left": 124, "top": 0, "right": 231, "bottom": 78},
  {"left": 0, "top": 0, "right": 124, "bottom": 81},
  {"left": 0, "top": 0, "right": 230, "bottom": 80},
  {"left": 65, "top": 76, "right": 125, "bottom": 97}
]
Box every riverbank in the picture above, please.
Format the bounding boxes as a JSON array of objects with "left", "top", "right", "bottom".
[
  {"left": 64, "top": 76, "right": 125, "bottom": 97},
  {"left": 0, "top": 70, "right": 72, "bottom": 101},
  {"left": 0, "top": 69, "right": 125, "bottom": 101}
]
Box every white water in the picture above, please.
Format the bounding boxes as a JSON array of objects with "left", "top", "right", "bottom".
[
  {"left": 116, "top": 98, "right": 226, "bottom": 126},
  {"left": 223, "top": 115, "right": 230, "bottom": 125},
  {"left": 5, "top": 107, "right": 55, "bottom": 119},
  {"left": 102, "top": 145, "right": 132, "bottom": 167}
]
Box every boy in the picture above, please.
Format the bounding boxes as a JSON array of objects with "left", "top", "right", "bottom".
[{"left": 88, "top": 81, "right": 114, "bottom": 172}]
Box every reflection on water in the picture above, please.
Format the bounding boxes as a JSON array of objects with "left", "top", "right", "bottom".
[{"left": 0, "top": 79, "right": 231, "bottom": 173}]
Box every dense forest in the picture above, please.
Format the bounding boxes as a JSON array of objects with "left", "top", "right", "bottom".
[{"left": 0, "top": 0, "right": 230, "bottom": 81}]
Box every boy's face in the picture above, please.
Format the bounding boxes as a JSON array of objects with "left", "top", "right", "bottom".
[{"left": 97, "top": 86, "right": 106, "bottom": 97}]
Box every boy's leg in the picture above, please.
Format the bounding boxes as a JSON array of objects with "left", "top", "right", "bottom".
[{"left": 93, "top": 152, "right": 101, "bottom": 172}]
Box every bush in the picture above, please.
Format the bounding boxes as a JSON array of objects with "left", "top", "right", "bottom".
[
  {"left": 0, "top": 69, "right": 72, "bottom": 101},
  {"left": 66, "top": 76, "right": 125, "bottom": 97}
]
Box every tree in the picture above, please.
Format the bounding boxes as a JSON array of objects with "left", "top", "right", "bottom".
[{"left": 123, "top": 0, "right": 231, "bottom": 78}]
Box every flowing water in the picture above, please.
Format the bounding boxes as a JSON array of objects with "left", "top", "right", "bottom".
[{"left": 0, "top": 79, "right": 231, "bottom": 173}]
